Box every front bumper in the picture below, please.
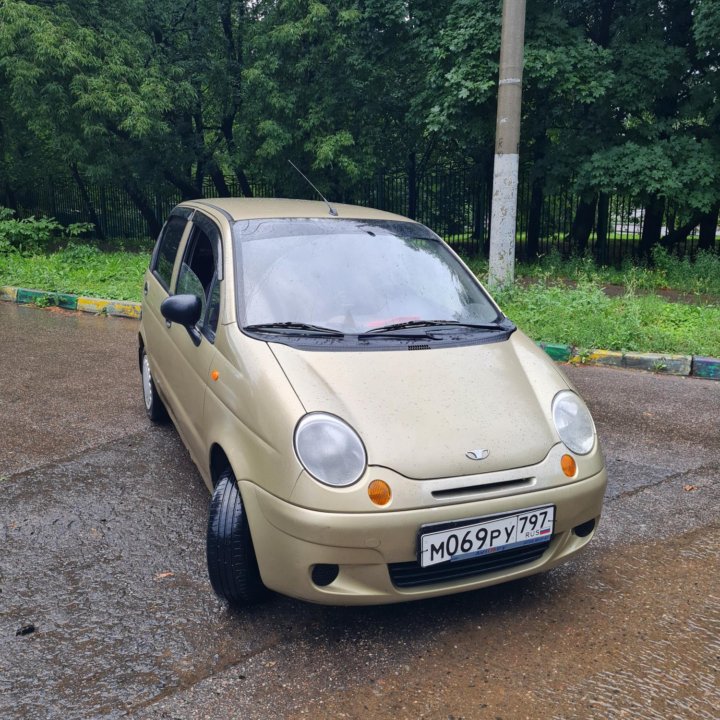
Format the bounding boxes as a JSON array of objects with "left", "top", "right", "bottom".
[{"left": 239, "top": 467, "right": 607, "bottom": 605}]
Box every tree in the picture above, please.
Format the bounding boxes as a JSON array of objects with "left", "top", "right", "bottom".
[
  {"left": 238, "top": 0, "right": 440, "bottom": 204},
  {"left": 571, "top": 0, "right": 719, "bottom": 256},
  {"left": 0, "top": 0, "right": 258, "bottom": 234}
]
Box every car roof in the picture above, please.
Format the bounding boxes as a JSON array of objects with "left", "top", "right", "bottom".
[{"left": 180, "top": 197, "right": 412, "bottom": 223}]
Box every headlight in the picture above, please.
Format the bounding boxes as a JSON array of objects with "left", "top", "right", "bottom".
[
  {"left": 552, "top": 390, "right": 596, "bottom": 455},
  {"left": 294, "top": 413, "right": 367, "bottom": 487}
]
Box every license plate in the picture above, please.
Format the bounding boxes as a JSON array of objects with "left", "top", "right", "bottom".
[{"left": 419, "top": 505, "right": 555, "bottom": 568}]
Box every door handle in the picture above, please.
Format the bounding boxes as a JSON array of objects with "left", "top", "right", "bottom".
[{"left": 143, "top": 282, "right": 148, "bottom": 296}]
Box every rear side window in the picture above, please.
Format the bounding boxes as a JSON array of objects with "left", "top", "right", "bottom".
[{"left": 153, "top": 215, "right": 187, "bottom": 290}]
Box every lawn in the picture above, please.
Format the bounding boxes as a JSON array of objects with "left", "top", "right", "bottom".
[
  {"left": 1, "top": 242, "right": 719, "bottom": 358},
  {"left": 0, "top": 244, "right": 150, "bottom": 302},
  {"left": 494, "top": 280, "right": 720, "bottom": 358}
]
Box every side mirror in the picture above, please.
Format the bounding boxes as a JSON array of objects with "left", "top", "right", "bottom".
[{"left": 161, "top": 294, "right": 203, "bottom": 345}]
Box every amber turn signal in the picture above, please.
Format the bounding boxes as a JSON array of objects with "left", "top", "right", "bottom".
[
  {"left": 368, "top": 479, "right": 392, "bottom": 506},
  {"left": 561, "top": 454, "right": 577, "bottom": 478},
  {"left": 210, "top": 370, "right": 220, "bottom": 381}
]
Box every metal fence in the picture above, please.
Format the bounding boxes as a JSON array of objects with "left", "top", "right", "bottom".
[{"left": 6, "top": 167, "right": 717, "bottom": 262}]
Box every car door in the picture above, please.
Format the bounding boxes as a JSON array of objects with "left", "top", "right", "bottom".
[
  {"left": 144, "top": 209, "right": 193, "bottom": 410},
  {"left": 147, "top": 209, "right": 224, "bottom": 469}
]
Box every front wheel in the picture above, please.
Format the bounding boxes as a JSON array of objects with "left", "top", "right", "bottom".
[
  {"left": 206, "top": 469, "right": 267, "bottom": 606},
  {"left": 141, "top": 348, "right": 168, "bottom": 423}
]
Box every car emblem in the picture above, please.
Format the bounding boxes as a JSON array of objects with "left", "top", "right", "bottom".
[{"left": 466, "top": 449, "right": 490, "bottom": 461}]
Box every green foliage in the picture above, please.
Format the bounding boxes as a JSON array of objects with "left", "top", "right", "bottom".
[
  {"left": 647, "top": 246, "right": 720, "bottom": 295},
  {"left": 473, "top": 248, "right": 720, "bottom": 297},
  {"left": 467, "top": 249, "right": 720, "bottom": 356},
  {"left": 0, "top": 209, "right": 92, "bottom": 254},
  {"left": 495, "top": 279, "right": 720, "bottom": 358},
  {"left": 0, "top": 244, "right": 149, "bottom": 301},
  {"left": 0, "top": 0, "right": 718, "bottom": 246}
]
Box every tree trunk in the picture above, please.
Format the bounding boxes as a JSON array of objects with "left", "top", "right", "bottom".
[
  {"left": 595, "top": 192, "right": 610, "bottom": 264},
  {"left": 640, "top": 195, "right": 665, "bottom": 259},
  {"left": 698, "top": 205, "right": 719, "bottom": 252},
  {"left": 236, "top": 168, "right": 254, "bottom": 198},
  {"left": 163, "top": 171, "right": 203, "bottom": 201},
  {"left": 209, "top": 163, "right": 231, "bottom": 197},
  {"left": 219, "top": 114, "right": 254, "bottom": 198},
  {"left": 2, "top": 183, "right": 18, "bottom": 211},
  {"left": 526, "top": 179, "right": 543, "bottom": 260},
  {"left": 568, "top": 195, "right": 597, "bottom": 256},
  {"left": 123, "top": 181, "right": 163, "bottom": 238},
  {"left": 660, "top": 213, "right": 702, "bottom": 253},
  {"left": 69, "top": 163, "right": 105, "bottom": 241}
]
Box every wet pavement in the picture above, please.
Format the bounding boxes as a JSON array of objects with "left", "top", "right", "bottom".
[{"left": 0, "top": 301, "right": 718, "bottom": 719}]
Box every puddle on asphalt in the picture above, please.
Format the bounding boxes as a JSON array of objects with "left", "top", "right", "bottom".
[
  {"left": 2, "top": 429, "right": 718, "bottom": 720},
  {"left": 0, "top": 429, "right": 278, "bottom": 719},
  {"left": 273, "top": 529, "right": 720, "bottom": 720}
]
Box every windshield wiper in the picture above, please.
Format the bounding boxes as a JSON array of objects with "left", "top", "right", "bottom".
[
  {"left": 361, "top": 319, "right": 503, "bottom": 335},
  {"left": 244, "top": 322, "right": 344, "bottom": 336}
]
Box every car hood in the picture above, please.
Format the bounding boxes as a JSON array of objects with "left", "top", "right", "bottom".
[{"left": 269, "top": 332, "right": 568, "bottom": 480}]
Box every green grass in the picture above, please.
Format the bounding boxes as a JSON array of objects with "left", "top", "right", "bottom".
[
  {"left": 494, "top": 279, "right": 720, "bottom": 358},
  {"left": 464, "top": 246, "right": 720, "bottom": 296},
  {"left": 0, "top": 244, "right": 150, "bottom": 301},
  {"left": 1, "top": 243, "right": 719, "bottom": 357}
]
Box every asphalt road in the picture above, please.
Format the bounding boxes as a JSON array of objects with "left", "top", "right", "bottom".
[{"left": 1, "top": 301, "right": 718, "bottom": 720}]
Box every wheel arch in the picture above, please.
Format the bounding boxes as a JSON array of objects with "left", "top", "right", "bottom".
[
  {"left": 209, "top": 443, "right": 233, "bottom": 488},
  {"left": 138, "top": 332, "right": 145, "bottom": 371}
]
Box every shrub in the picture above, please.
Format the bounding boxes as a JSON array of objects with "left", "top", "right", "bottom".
[{"left": 0, "top": 208, "right": 93, "bottom": 255}]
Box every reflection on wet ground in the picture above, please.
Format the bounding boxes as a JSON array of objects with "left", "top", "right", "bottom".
[
  {"left": 2, "top": 424, "right": 718, "bottom": 719},
  {"left": 1, "top": 303, "right": 719, "bottom": 719}
]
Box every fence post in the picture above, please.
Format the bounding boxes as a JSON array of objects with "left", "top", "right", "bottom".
[
  {"left": 407, "top": 154, "right": 417, "bottom": 220},
  {"left": 377, "top": 171, "right": 385, "bottom": 211}
]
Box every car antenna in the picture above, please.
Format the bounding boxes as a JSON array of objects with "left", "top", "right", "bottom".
[{"left": 288, "top": 160, "right": 338, "bottom": 216}]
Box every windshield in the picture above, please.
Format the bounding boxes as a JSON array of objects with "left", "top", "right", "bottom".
[{"left": 233, "top": 218, "right": 501, "bottom": 335}]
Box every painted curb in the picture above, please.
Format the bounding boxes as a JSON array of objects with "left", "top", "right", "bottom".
[
  {"left": 0, "top": 286, "right": 717, "bottom": 380},
  {"left": 623, "top": 351, "right": 692, "bottom": 376},
  {"left": 75, "top": 296, "right": 140, "bottom": 318},
  {"left": 3, "top": 286, "right": 141, "bottom": 319},
  {"left": 692, "top": 356, "right": 720, "bottom": 380},
  {"left": 0, "top": 286, "right": 18, "bottom": 302},
  {"left": 538, "top": 342, "right": 572, "bottom": 362},
  {"left": 535, "top": 342, "right": 716, "bottom": 381},
  {"left": 16, "top": 288, "right": 78, "bottom": 310},
  {"left": 577, "top": 349, "right": 624, "bottom": 368}
]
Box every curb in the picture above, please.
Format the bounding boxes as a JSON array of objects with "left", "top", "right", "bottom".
[
  {"left": 537, "top": 341, "right": 719, "bottom": 381},
  {"left": 1, "top": 285, "right": 718, "bottom": 381},
  {"left": 1, "top": 285, "right": 141, "bottom": 320}
]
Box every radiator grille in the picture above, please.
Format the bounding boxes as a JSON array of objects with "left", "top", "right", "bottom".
[{"left": 388, "top": 539, "right": 552, "bottom": 588}]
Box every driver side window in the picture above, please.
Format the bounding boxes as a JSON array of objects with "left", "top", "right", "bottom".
[{"left": 176, "top": 217, "right": 221, "bottom": 340}]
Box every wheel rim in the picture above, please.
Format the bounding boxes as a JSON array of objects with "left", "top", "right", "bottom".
[{"left": 142, "top": 355, "right": 153, "bottom": 411}]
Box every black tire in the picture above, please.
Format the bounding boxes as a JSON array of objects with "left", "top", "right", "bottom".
[
  {"left": 206, "top": 469, "right": 267, "bottom": 606},
  {"left": 140, "top": 348, "right": 168, "bottom": 423}
]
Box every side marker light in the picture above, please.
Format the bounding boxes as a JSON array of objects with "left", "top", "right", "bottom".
[
  {"left": 561, "top": 454, "right": 577, "bottom": 478},
  {"left": 368, "top": 480, "right": 392, "bottom": 506}
]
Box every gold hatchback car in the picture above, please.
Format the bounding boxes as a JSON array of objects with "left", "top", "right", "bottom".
[{"left": 139, "top": 198, "right": 607, "bottom": 606}]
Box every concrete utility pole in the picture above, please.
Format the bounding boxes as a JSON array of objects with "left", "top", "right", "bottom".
[{"left": 488, "top": 0, "right": 526, "bottom": 289}]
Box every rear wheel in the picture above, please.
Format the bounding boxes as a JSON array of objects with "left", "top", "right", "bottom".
[
  {"left": 141, "top": 349, "right": 168, "bottom": 422},
  {"left": 206, "top": 469, "right": 267, "bottom": 606}
]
